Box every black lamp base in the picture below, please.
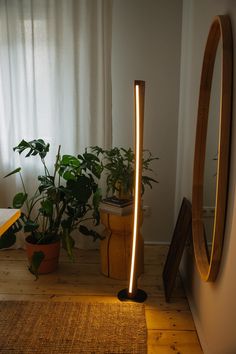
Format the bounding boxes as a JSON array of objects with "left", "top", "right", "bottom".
[{"left": 117, "top": 288, "right": 147, "bottom": 303}]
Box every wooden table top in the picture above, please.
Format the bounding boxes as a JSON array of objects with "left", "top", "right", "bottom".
[{"left": 0, "top": 209, "right": 21, "bottom": 237}]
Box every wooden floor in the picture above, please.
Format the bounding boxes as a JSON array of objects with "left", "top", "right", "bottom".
[{"left": 0, "top": 245, "right": 202, "bottom": 353}]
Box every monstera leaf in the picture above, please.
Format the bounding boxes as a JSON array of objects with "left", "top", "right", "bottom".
[
  {"left": 28, "top": 251, "right": 45, "bottom": 280},
  {"left": 66, "top": 176, "right": 92, "bottom": 203},
  {"left": 13, "top": 139, "right": 50, "bottom": 159},
  {"left": 0, "top": 229, "right": 16, "bottom": 249}
]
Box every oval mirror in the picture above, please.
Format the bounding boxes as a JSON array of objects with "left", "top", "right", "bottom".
[
  {"left": 192, "top": 15, "right": 233, "bottom": 282},
  {"left": 202, "top": 43, "right": 221, "bottom": 257}
]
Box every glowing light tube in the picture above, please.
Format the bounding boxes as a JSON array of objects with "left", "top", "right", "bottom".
[
  {"left": 128, "top": 83, "right": 142, "bottom": 295},
  {"left": 117, "top": 80, "right": 146, "bottom": 303}
]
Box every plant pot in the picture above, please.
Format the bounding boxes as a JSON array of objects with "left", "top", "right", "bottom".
[
  {"left": 25, "top": 236, "right": 60, "bottom": 274},
  {"left": 114, "top": 181, "right": 132, "bottom": 200}
]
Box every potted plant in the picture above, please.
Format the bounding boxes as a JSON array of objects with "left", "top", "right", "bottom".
[
  {"left": 91, "top": 146, "right": 158, "bottom": 200},
  {"left": 91, "top": 146, "right": 158, "bottom": 281},
  {"left": 1, "top": 139, "right": 103, "bottom": 277}
]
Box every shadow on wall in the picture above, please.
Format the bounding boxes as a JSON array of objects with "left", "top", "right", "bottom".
[{"left": 181, "top": 235, "right": 203, "bottom": 306}]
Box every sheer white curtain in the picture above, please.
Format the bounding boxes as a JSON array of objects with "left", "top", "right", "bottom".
[{"left": 0, "top": 0, "right": 112, "bottom": 247}]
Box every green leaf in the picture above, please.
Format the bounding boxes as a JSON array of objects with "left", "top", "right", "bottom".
[
  {"left": 39, "top": 199, "right": 53, "bottom": 216},
  {"left": 38, "top": 175, "right": 54, "bottom": 193},
  {"left": 12, "top": 218, "right": 23, "bottom": 232},
  {"left": 90, "top": 146, "right": 104, "bottom": 156},
  {"left": 79, "top": 225, "right": 90, "bottom": 236},
  {"left": 13, "top": 139, "right": 50, "bottom": 159},
  {"left": 24, "top": 220, "right": 39, "bottom": 233},
  {"left": 63, "top": 170, "right": 76, "bottom": 181},
  {"left": 4, "top": 167, "right": 21, "bottom": 178},
  {"left": 28, "top": 251, "right": 45, "bottom": 280},
  {"left": 92, "top": 209, "right": 100, "bottom": 225},
  {"left": 142, "top": 175, "right": 158, "bottom": 185},
  {"left": 13, "top": 192, "right": 27, "bottom": 208},
  {"left": 13, "top": 139, "right": 30, "bottom": 153},
  {"left": 90, "top": 163, "right": 102, "bottom": 179},
  {"left": 61, "top": 228, "right": 75, "bottom": 261},
  {"left": 0, "top": 229, "right": 16, "bottom": 249},
  {"left": 61, "top": 218, "right": 73, "bottom": 229},
  {"left": 66, "top": 176, "right": 92, "bottom": 203},
  {"left": 83, "top": 152, "right": 100, "bottom": 162},
  {"left": 61, "top": 155, "right": 80, "bottom": 167},
  {"left": 79, "top": 225, "right": 104, "bottom": 241},
  {"left": 58, "top": 155, "right": 83, "bottom": 180},
  {"left": 93, "top": 188, "right": 102, "bottom": 209}
]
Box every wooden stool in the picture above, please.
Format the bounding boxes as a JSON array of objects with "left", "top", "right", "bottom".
[{"left": 100, "top": 211, "right": 144, "bottom": 280}]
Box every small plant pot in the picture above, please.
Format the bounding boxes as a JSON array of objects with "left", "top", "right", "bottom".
[
  {"left": 114, "top": 181, "right": 132, "bottom": 200},
  {"left": 25, "top": 236, "right": 60, "bottom": 274}
]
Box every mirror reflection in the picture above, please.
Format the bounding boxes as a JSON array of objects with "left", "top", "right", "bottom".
[{"left": 202, "top": 43, "right": 221, "bottom": 256}]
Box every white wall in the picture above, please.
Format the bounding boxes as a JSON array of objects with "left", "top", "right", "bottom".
[
  {"left": 176, "top": 1, "right": 236, "bottom": 353},
  {"left": 112, "top": 0, "right": 182, "bottom": 243}
]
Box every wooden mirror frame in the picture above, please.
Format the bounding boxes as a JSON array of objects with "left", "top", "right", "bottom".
[{"left": 192, "top": 15, "right": 233, "bottom": 282}]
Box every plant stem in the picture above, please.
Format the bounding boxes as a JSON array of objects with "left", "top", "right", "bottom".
[
  {"left": 28, "top": 188, "right": 40, "bottom": 217},
  {"left": 41, "top": 158, "right": 50, "bottom": 177},
  {"left": 54, "top": 200, "right": 66, "bottom": 229},
  {"left": 34, "top": 211, "right": 41, "bottom": 223},
  {"left": 44, "top": 215, "right": 48, "bottom": 233},
  {"left": 53, "top": 145, "right": 62, "bottom": 222},
  {"left": 54, "top": 145, "right": 61, "bottom": 182},
  {"left": 74, "top": 216, "right": 94, "bottom": 227},
  {"left": 28, "top": 196, "right": 45, "bottom": 219},
  {"left": 19, "top": 172, "right": 30, "bottom": 212}
]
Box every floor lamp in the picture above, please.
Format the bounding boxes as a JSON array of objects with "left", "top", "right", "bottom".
[{"left": 117, "top": 80, "right": 147, "bottom": 303}]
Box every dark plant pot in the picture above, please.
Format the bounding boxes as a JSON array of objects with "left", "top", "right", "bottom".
[{"left": 25, "top": 236, "right": 60, "bottom": 274}]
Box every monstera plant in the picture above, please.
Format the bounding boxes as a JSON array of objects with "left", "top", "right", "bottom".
[{"left": 0, "top": 139, "right": 103, "bottom": 277}]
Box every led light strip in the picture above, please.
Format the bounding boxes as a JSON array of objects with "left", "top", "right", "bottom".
[
  {"left": 129, "top": 84, "right": 141, "bottom": 295},
  {"left": 117, "top": 80, "right": 146, "bottom": 303}
]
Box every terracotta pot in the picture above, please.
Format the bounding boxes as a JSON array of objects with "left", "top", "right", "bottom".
[{"left": 25, "top": 236, "right": 60, "bottom": 274}]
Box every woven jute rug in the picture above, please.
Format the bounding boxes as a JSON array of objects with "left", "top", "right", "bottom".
[{"left": 0, "top": 301, "right": 147, "bottom": 354}]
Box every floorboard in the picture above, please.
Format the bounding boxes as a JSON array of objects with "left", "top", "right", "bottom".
[{"left": 0, "top": 245, "right": 202, "bottom": 353}]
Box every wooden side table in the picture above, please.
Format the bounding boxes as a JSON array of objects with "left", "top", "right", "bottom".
[
  {"left": 100, "top": 210, "right": 144, "bottom": 280},
  {"left": 0, "top": 209, "right": 21, "bottom": 237}
]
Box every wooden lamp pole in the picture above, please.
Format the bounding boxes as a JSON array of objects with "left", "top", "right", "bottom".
[{"left": 118, "top": 80, "right": 147, "bottom": 303}]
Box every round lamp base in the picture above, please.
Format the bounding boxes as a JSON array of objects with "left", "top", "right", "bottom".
[{"left": 117, "top": 288, "right": 147, "bottom": 303}]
